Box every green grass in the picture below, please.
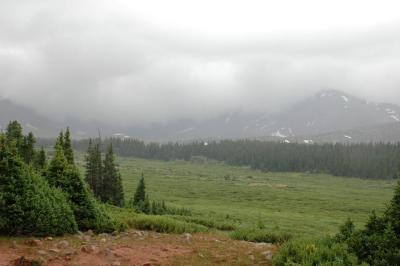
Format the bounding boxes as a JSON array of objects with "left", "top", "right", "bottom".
[{"left": 76, "top": 154, "right": 396, "bottom": 238}]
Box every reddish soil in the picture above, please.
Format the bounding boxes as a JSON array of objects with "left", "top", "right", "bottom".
[{"left": 0, "top": 230, "right": 277, "bottom": 266}]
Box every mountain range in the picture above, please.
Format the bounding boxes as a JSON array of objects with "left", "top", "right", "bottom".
[{"left": 1, "top": 90, "right": 400, "bottom": 143}]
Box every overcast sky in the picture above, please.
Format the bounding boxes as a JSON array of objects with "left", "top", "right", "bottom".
[{"left": 1, "top": 0, "right": 400, "bottom": 125}]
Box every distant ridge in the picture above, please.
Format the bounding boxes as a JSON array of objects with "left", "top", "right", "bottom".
[{"left": 2, "top": 90, "right": 400, "bottom": 143}]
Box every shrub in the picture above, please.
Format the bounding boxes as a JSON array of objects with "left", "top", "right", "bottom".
[
  {"left": 0, "top": 144, "right": 77, "bottom": 236},
  {"left": 169, "top": 215, "right": 237, "bottom": 231},
  {"left": 125, "top": 214, "right": 208, "bottom": 234},
  {"left": 57, "top": 166, "right": 117, "bottom": 233},
  {"left": 273, "top": 237, "right": 361, "bottom": 266},
  {"left": 230, "top": 227, "right": 292, "bottom": 244}
]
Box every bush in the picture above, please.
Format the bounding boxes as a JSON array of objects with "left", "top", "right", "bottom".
[
  {"left": 169, "top": 215, "right": 237, "bottom": 231},
  {"left": 0, "top": 146, "right": 77, "bottom": 236},
  {"left": 125, "top": 214, "right": 208, "bottom": 234},
  {"left": 57, "top": 166, "right": 117, "bottom": 233},
  {"left": 230, "top": 227, "right": 292, "bottom": 244},
  {"left": 273, "top": 237, "right": 361, "bottom": 266}
]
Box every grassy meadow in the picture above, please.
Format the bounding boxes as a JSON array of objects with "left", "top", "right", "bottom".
[{"left": 76, "top": 154, "right": 396, "bottom": 239}]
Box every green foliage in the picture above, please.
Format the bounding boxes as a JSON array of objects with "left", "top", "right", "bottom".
[
  {"left": 63, "top": 127, "right": 74, "bottom": 164},
  {"left": 133, "top": 173, "right": 146, "bottom": 204},
  {"left": 34, "top": 146, "right": 47, "bottom": 171},
  {"left": 0, "top": 137, "right": 77, "bottom": 236},
  {"left": 169, "top": 215, "right": 237, "bottom": 231},
  {"left": 5, "top": 121, "right": 23, "bottom": 152},
  {"left": 47, "top": 139, "right": 116, "bottom": 233},
  {"left": 21, "top": 132, "right": 36, "bottom": 164},
  {"left": 150, "top": 200, "right": 192, "bottom": 216},
  {"left": 273, "top": 237, "right": 361, "bottom": 266},
  {"left": 85, "top": 139, "right": 103, "bottom": 198},
  {"left": 335, "top": 182, "right": 400, "bottom": 265},
  {"left": 230, "top": 227, "right": 292, "bottom": 244},
  {"left": 132, "top": 173, "right": 150, "bottom": 213},
  {"left": 102, "top": 143, "right": 124, "bottom": 206},
  {"left": 125, "top": 214, "right": 208, "bottom": 234}
]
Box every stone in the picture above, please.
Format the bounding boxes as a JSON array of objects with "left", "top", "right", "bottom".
[
  {"left": 37, "top": 250, "right": 48, "bottom": 256},
  {"left": 63, "top": 248, "right": 76, "bottom": 256},
  {"left": 142, "top": 263, "right": 151, "bottom": 266},
  {"left": 98, "top": 233, "right": 109, "bottom": 238},
  {"left": 183, "top": 233, "right": 192, "bottom": 243},
  {"left": 44, "top": 236, "right": 53, "bottom": 241},
  {"left": 262, "top": 250, "right": 273, "bottom": 260},
  {"left": 56, "top": 240, "right": 69, "bottom": 249},
  {"left": 9, "top": 241, "right": 17, "bottom": 249},
  {"left": 100, "top": 238, "right": 107, "bottom": 243},
  {"left": 249, "top": 254, "right": 255, "bottom": 261},
  {"left": 81, "top": 245, "right": 97, "bottom": 253},
  {"left": 83, "top": 235, "right": 91, "bottom": 242},
  {"left": 48, "top": 248, "right": 60, "bottom": 255},
  {"left": 86, "top": 229, "right": 94, "bottom": 236},
  {"left": 112, "top": 261, "right": 121, "bottom": 266},
  {"left": 25, "top": 239, "right": 43, "bottom": 246},
  {"left": 111, "top": 231, "right": 119, "bottom": 236}
]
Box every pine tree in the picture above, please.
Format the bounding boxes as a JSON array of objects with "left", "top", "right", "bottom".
[
  {"left": 0, "top": 132, "right": 77, "bottom": 235},
  {"left": 56, "top": 130, "right": 64, "bottom": 148},
  {"left": 133, "top": 173, "right": 146, "bottom": 206},
  {"left": 102, "top": 143, "right": 124, "bottom": 206},
  {"left": 63, "top": 127, "right": 74, "bottom": 164},
  {"left": 5, "top": 120, "right": 24, "bottom": 155},
  {"left": 34, "top": 146, "right": 47, "bottom": 170},
  {"left": 85, "top": 139, "right": 103, "bottom": 198},
  {"left": 22, "top": 132, "right": 36, "bottom": 164},
  {"left": 46, "top": 142, "right": 68, "bottom": 188},
  {"left": 47, "top": 133, "right": 115, "bottom": 233},
  {"left": 385, "top": 181, "right": 400, "bottom": 236}
]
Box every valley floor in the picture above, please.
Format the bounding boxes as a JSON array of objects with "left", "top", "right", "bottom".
[{"left": 0, "top": 230, "right": 275, "bottom": 266}]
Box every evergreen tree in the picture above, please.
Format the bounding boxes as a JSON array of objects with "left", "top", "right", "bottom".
[
  {"left": 85, "top": 139, "right": 103, "bottom": 198},
  {"left": 385, "top": 181, "right": 400, "bottom": 236},
  {"left": 47, "top": 133, "right": 115, "bottom": 232},
  {"left": 0, "top": 133, "right": 77, "bottom": 235},
  {"left": 34, "top": 146, "right": 47, "bottom": 170},
  {"left": 55, "top": 130, "right": 64, "bottom": 150},
  {"left": 63, "top": 127, "right": 74, "bottom": 164},
  {"left": 102, "top": 143, "right": 124, "bottom": 206},
  {"left": 46, "top": 142, "right": 67, "bottom": 187},
  {"left": 21, "top": 132, "right": 36, "bottom": 164},
  {"left": 133, "top": 173, "right": 146, "bottom": 205},
  {"left": 5, "top": 120, "right": 24, "bottom": 155}
]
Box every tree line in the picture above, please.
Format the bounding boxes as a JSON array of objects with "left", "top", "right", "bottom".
[{"left": 66, "top": 138, "right": 400, "bottom": 179}]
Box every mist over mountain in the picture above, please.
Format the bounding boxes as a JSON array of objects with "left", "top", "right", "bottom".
[{"left": 2, "top": 90, "right": 400, "bottom": 143}]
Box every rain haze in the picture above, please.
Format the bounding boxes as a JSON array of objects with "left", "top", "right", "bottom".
[{"left": 1, "top": 0, "right": 400, "bottom": 127}]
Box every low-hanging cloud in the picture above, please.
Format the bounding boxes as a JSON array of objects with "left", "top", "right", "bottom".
[{"left": 1, "top": 0, "right": 400, "bottom": 126}]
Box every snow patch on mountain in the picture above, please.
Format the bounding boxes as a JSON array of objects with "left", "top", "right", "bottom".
[
  {"left": 178, "top": 127, "right": 195, "bottom": 134},
  {"left": 341, "top": 96, "right": 349, "bottom": 102},
  {"left": 271, "top": 130, "right": 287, "bottom": 138}
]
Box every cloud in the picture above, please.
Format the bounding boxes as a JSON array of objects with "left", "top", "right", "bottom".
[{"left": 0, "top": 0, "right": 400, "bottom": 126}]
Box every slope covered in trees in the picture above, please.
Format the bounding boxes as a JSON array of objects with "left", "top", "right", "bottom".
[{"left": 70, "top": 138, "right": 400, "bottom": 179}]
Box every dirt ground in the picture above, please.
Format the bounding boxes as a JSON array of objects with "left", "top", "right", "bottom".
[{"left": 0, "top": 230, "right": 277, "bottom": 266}]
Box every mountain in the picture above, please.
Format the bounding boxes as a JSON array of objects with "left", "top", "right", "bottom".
[
  {"left": 250, "top": 90, "right": 400, "bottom": 141},
  {"left": 1, "top": 90, "right": 400, "bottom": 142},
  {"left": 0, "top": 98, "right": 61, "bottom": 137}
]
